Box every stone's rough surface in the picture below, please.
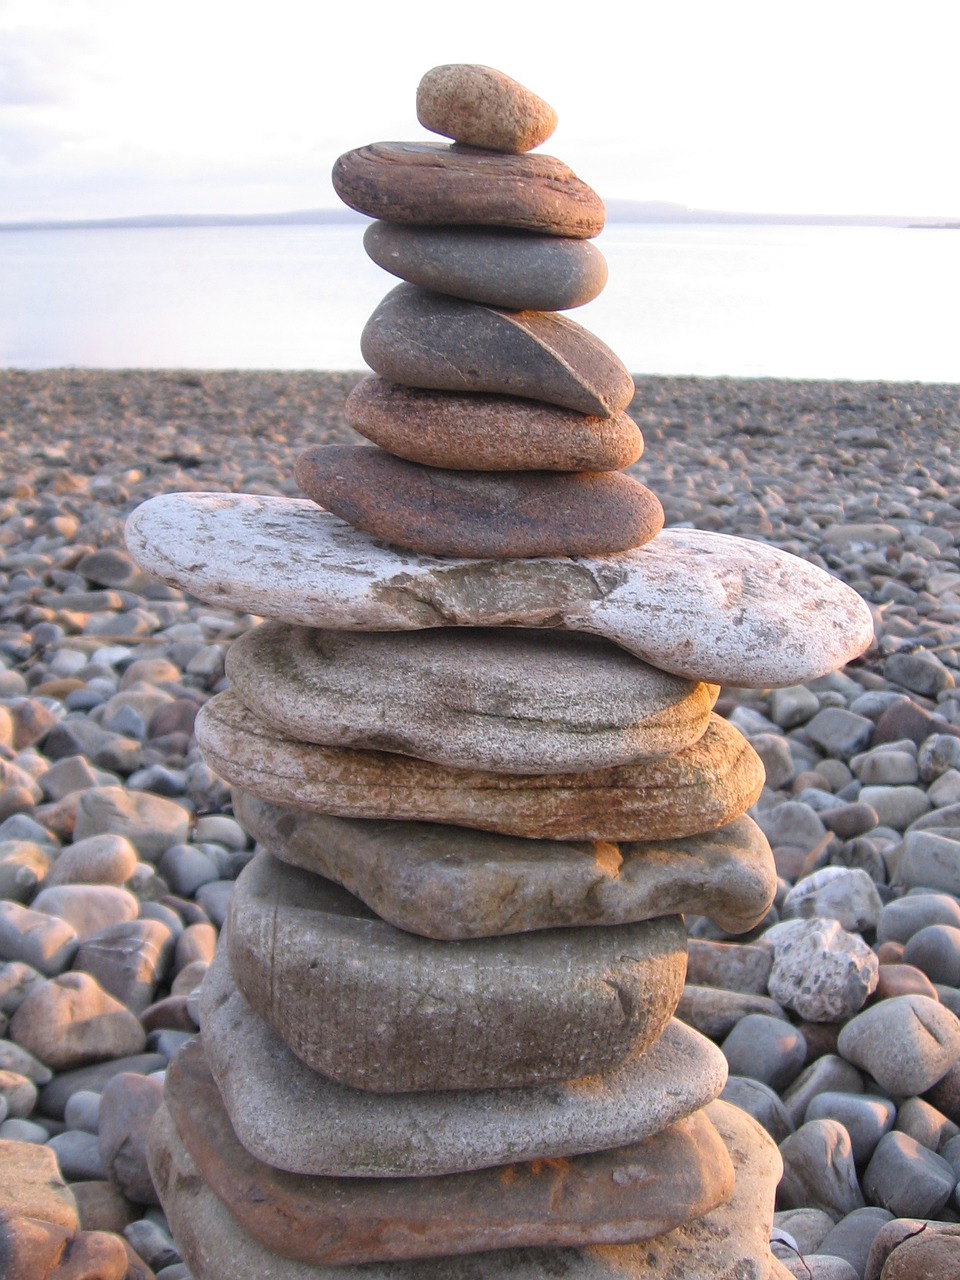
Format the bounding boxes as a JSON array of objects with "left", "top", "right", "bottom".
[
  {"left": 9, "top": 971, "right": 147, "bottom": 1070},
  {"left": 332, "top": 141, "right": 605, "bottom": 237},
  {"left": 226, "top": 624, "right": 714, "bottom": 775},
  {"left": 295, "top": 446, "right": 662, "bottom": 559},
  {"left": 148, "top": 1098, "right": 782, "bottom": 1280},
  {"left": 200, "top": 948, "right": 728, "bottom": 1176},
  {"left": 360, "top": 285, "right": 634, "bottom": 416},
  {"left": 416, "top": 64, "right": 558, "bottom": 153},
  {"left": 235, "top": 793, "right": 777, "bottom": 938},
  {"left": 125, "top": 494, "right": 876, "bottom": 689},
  {"left": 362, "top": 223, "right": 607, "bottom": 310},
  {"left": 226, "top": 853, "right": 686, "bottom": 1092},
  {"left": 163, "top": 1041, "right": 734, "bottom": 1265},
  {"left": 764, "top": 918, "right": 880, "bottom": 1022},
  {"left": 0, "top": 1137, "right": 79, "bottom": 1229},
  {"left": 837, "top": 995, "right": 960, "bottom": 1095},
  {"left": 346, "top": 377, "right": 642, "bottom": 472},
  {"left": 198, "top": 696, "right": 764, "bottom": 841}
]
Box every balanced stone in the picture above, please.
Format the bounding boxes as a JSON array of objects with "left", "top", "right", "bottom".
[
  {"left": 362, "top": 223, "right": 608, "bottom": 310},
  {"left": 226, "top": 853, "right": 686, "bottom": 1092},
  {"left": 148, "top": 1097, "right": 782, "bottom": 1279},
  {"left": 295, "top": 446, "right": 662, "bottom": 558},
  {"left": 196, "top": 694, "right": 765, "bottom": 841},
  {"left": 416, "top": 64, "right": 558, "bottom": 153},
  {"left": 360, "top": 284, "right": 634, "bottom": 415},
  {"left": 125, "top": 494, "right": 876, "bottom": 688},
  {"left": 200, "top": 946, "right": 728, "bottom": 1176},
  {"left": 332, "top": 141, "right": 605, "bottom": 237},
  {"left": 345, "top": 377, "right": 642, "bottom": 471},
  {"left": 234, "top": 793, "right": 777, "bottom": 939},
  {"left": 226, "top": 624, "right": 714, "bottom": 774},
  {"left": 163, "top": 1040, "right": 734, "bottom": 1264}
]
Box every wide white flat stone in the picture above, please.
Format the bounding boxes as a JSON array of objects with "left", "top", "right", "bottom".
[{"left": 125, "top": 493, "right": 874, "bottom": 688}]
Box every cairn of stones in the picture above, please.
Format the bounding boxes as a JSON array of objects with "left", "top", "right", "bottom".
[{"left": 126, "top": 65, "right": 874, "bottom": 1279}]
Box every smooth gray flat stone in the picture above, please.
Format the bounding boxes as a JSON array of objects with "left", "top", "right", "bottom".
[
  {"left": 363, "top": 222, "right": 607, "bottom": 310},
  {"left": 199, "top": 942, "right": 728, "bottom": 1177},
  {"left": 225, "top": 853, "right": 685, "bottom": 1092},
  {"left": 226, "top": 624, "right": 715, "bottom": 775},
  {"left": 148, "top": 1095, "right": 783, "bottom": 1279},
  {"left": 125, "top": 494, "right": 875, "bottom": 689},
  {"left": 196, "top": 695, "right": 764, "bottom": 842},
  {"left": 234, "top": 793, "right": 777, "bottom": 939},
  {"left": 361, "top": 284, "right": 634, "bottom": 416}
]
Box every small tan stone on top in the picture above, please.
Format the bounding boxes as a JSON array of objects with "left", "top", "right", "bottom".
[{"left": 417, "top": 64, "right": 557, "bottom": 153}]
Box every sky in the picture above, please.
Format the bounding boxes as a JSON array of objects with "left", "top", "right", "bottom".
[{"left": 2, "top": 0, "right": 959, "bottom": 223}]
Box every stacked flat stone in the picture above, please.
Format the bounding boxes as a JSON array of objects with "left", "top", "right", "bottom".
[{"left": 125, "top": 65, "right": 877, "bottom": 1280}]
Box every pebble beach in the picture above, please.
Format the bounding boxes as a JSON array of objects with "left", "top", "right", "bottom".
[{"left": 2, "top": 367, "right": 960, "bottom": 1279}]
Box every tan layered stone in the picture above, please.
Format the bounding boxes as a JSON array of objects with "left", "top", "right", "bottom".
[
  {"left": 226, "top": 624, "right": 715, "bottom": 775},
  {"left": 163, "top": 1039, "right": 734, "bottom": 1265},
  {"left": 345, "top": 377, "right": 641, "bottom": 471},
  {"left": 199, "top": 946, "right": 728, "bottom": 1177},
  {"left": 235, "top": 793, "right": 777, "bottom": 939},
  {"left": 332, "top": 141, "right": 605, "bottom": 237},
  {"left": 197, "top": 694, "right": 764, "bottom": 841},
  {"left": 226, "top": 853, "right": 685, "bottom": 1092}
]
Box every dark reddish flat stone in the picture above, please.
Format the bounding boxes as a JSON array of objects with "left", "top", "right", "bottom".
[
  {"left": 363, "top": 223, "right": 608, "bottom": 311},
  {"left": 164, "top": 1039, "right": 734, "bottom": 1265},
  {"left": 295, "top": 445, "right": 662, "bottom": 558},
  {"left": 332, "top": 141, "right": 604, "bottom": 238},
  {"left": 345, "top": 377, "right": 642, "bottom": 472},
  {"left": 360, "top": 284, "right": 634, "bottom": 417}
]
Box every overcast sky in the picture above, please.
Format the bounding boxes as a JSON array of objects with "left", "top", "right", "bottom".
[{"left": 2, "top": 0, "right": 958, "bottom": 222}]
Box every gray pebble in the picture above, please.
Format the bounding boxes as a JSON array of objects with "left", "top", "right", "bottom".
[
  {"left": 805, "top": 1091, "right": 897, "bottom": 1164},
  {"left": 863, "top": 1129, "right": 956, "bottom": 1217}
]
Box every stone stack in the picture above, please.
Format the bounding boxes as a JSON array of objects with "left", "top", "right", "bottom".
[{"left": 126, "top": 65, "right": 876, "bottom": 1279}]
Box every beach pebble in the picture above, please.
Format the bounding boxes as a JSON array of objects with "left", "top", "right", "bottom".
[
  {"left": 721, "top": 1013, "right": 807, "bottom": 1091},
  {"left": 74, "top": 918, "right": 175, "bottom": 1014},
  {"left": 877, "top": 892, "right": 960, "bottom": 944},
  {"left": 902, "top": 924, "right": 960, "bottom": 985},
  {"left": 862, "top": 1130, "right": 956, "bottom": 1217},
  {"left": 782, "top": 866, "right": 883, "bottom": 932},
  {"left": 31, "top": 883, "right": 139, "bottom": 942},
  {"left": 720, "top": 1075, "right": 794, "bottom": 1142},
  {"left": 782, "top": 1055, "right": 865, "bottom": 1128},
  {"left": 64, "top": 1088, "right": 102, "bottom": 1132},
  {"left": 9, "top": 971, "right": 147, "bottom": 1070},
  {"left": 764, "top": 917, "right": 879, "bottom": 1021},
  {"left": 805, "top": 1092, "right": 897, "bottom": 1164},
  {"left": 0, "top": 900, "right": 78, "bottom": 974},
  {"left": 778, "top": 1119, "right": 865, "bottom": 1217},
  {"left": 73, "top": 786, "right": 191, "bottom": 861},
  {"left": 816, "top": 1206, "right": 895, "bottom": 1276},
  {"left": 43, "top": 833, "right": 139, "bottom": 887},
  {"left": 897, "top": 830, "right": 960, "bottom": 895},
  {"left": 837, "top": 994, "right": 960, "bottom": 1095},
  {"left": 98, "top": 1072, "right": 164, "bottom": 1204}
]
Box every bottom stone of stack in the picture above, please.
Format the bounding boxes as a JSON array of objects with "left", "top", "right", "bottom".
[
  {"left": 161, "top": 1037, "right": 735, "bottom": 1264},
  {"left": 148, "top": 1097, "right": 783, "bottom": 1279}
]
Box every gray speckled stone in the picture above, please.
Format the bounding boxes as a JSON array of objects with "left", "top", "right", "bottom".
[
  {"left": 361, "top": 285, "right": 634, "bottom": 417},
  {"left": 233, "top": 793, "right": 776, "bottom": 939},
  {"left": 199, "top": 942, "right": 728, "bottom": 1177},
  {"left": 226, "top": 623, "right": 715, "bottom": 775},
  {"left": 125, "top": 493, "right": 875, "bottom": 689},
  {"left": 363, "top": 222, "right": 607, "bottom": 310},
  {"left": 226, "top": 853, "right": 686, "bottom": 1092}
]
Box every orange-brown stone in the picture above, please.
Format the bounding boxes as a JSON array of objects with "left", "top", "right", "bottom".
[
  {"left": 163, "top": 1038, "right": 734, "bottom": 1265},
  {"left": 295, "top": 445, "right": 662, "bottom": 558},
  {"left": 345, "top": 377, "right": 642, "bottom": 471}
]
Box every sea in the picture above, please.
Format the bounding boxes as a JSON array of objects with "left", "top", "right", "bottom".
[{"left": 2, "top": 222, "right": 959, "bottom": 382}]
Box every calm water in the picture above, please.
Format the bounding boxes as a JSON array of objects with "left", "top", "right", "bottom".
[{"left": 2, "top": 222, "right": 959, "bottom": 380}]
